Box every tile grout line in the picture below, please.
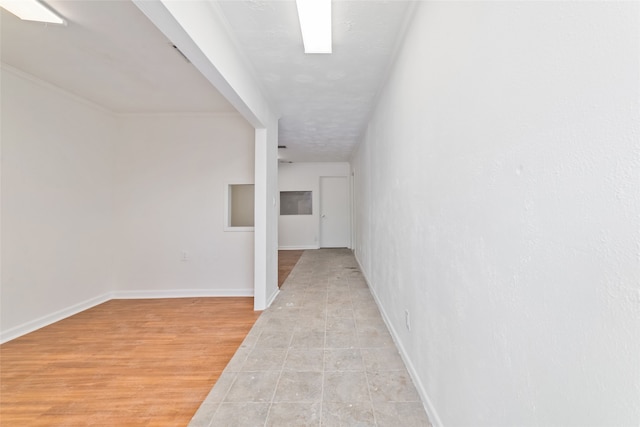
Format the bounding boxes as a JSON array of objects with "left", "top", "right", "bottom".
[
  {"left": 319, "top": 273, "right": 330, "bottom": 427},
  {"left": 201, "top": 250, "right": 427, "bottom": 426},
  {"left": 262, "top": 307, "right": 298, "bottom": 427},
  {"left": 350, "top": 273, "right": 380, "bottom": 427}
]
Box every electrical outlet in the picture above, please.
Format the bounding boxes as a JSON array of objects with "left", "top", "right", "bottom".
[
  {"left": 405, "top": 309, "right": 411, "bottom": 331},
  {"left": 181, "top": 251, "right": 188, "bottom": 261}
]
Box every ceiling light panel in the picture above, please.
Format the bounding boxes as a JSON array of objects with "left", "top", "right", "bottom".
[
  {"left": 295, "top": 0, "right": 331, "bottom": 54},
  {"left": 0, "top": 0, "right": 65, "bottom": 25}
]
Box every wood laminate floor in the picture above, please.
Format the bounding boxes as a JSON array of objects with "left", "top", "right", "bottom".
[
  {"left": 278, "top": 250, "right": 304, "bottom": 288},
  {"left": 0, "top": 297, "right": 260, "bottom": 426}
]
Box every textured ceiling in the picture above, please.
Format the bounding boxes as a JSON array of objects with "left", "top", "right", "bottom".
[
  {"left": 1, "top": 0, "right": 234, "bottom": 114},
  {"left": 1, "top": 0, "right": 413, "bottom": 161},
  {"left": 216, "top": 0, "right": 414, "bottom": 162}
]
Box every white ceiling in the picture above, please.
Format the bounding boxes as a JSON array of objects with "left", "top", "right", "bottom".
[
  {"left": 1, "top": 0, "right": 413, "bottom": 162},
  {"left": 0, "top": 0, "right": 235, "bottom": 114},
  {"left": 216, "top": 0, "right": 413, "bottom": 162}
]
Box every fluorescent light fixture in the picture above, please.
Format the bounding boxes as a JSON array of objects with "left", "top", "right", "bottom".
[
  {"left": 0, "top": 0, "right": 65, "bottom": 25},
  {"left": 295, "top": 0, "right": 331, "bottom": 54}
]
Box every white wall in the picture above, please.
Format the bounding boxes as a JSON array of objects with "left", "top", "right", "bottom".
[
  {"left": 1, "top": 66, "right": 258, "bottom": 341},
  {"left": 278, "top": 162, "right": 350, "bottom": 249},
  {"left": 1, "top": 66, "right": 116, "bottom": 340},
  {"left": 133, "top": 0, "right": 280, "bottom": 309},
  {"left": 352, "top": 2, "right": 640, "bottom": 426},
  {"left": 115, "top": 113, "right": 255, "bottom": 296}
]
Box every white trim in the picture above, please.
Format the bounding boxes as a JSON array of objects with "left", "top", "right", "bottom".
[
  {"left": 1, "top": 63, "right": 115, "bottom": 116},
  {"left": 117, "top": 111, "right": 243, "bottom": 119},
  {"left": 224, "top": 227, "right": 255, "bottom": 232},
  {"left": 278, "top": 245, "right": 319, "bottom": 250},
  {"left": 111, "top": 289, "right": 254, "bottom": 299},
  {"left": 0, "top": 289, "right": 256, "bottom": 344},
  {"left": 354, "top": 254, "right": 444, "bottom": 427},
  {"left": 1, "top": 64, "right": 244, "bottom": 119},
  {"left": 265, "top": 288, "right": 280, "bottom": 309},
  {"left": 0, "top": 292, "right": 112, "bottom": 344}
]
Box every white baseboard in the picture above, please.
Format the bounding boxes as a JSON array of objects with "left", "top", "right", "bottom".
[
  {"left": 265, "top": 288, "right": 280, "bottom": 308},
  {"left": 354, "top": 255, "right": 444, "bottom": 427},
  {"left": 0, "top": 292, "right": 112, "bottom": 344},
  {"left": 1, "top": 289, "right": 255, "bottom": 344},
  {"left": 111, "top": 289, "right": 254, "bottom": 299},
  {"left": 278, "top": 245, "right": 319, "bottom": 250}
]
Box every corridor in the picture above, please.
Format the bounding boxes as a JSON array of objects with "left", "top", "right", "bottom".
[{"left": 189, "top": 249, "right": 431, "bottom": 426}]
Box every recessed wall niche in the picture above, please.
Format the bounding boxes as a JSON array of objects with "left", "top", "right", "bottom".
[{"left": 227, "top": 184, "right": 255, "bottom": 229}]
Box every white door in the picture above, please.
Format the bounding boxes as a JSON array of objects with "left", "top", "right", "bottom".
[{"left": 320, "top": 176, "right": 350, "bottom": 248}]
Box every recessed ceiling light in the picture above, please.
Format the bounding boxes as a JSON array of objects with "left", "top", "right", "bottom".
[
  {"left": 295, "top": 0, "right": 331, "bottom": 54},
  {"left": 0, "top": 0, "right": 65, "bottom": 25}
]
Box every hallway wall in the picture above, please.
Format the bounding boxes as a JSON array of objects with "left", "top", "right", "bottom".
[
  {"left": 352, "top": 2, "right": 639, "bottom": 426},
  {"left": 278, "top": 162, "right": 350, "bottom": 249}
]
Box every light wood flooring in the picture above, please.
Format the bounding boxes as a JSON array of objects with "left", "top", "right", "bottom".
[
  {"left": 278, "top": 250, "right": 304, "bottom": 287},
  {"left": 0, "top": 297, "right": 260, "bottom": 426}
]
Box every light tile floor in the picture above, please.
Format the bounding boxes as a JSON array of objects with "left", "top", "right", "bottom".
[{"left": 189, "top": 248, "right": 432, "bottom": 427}]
